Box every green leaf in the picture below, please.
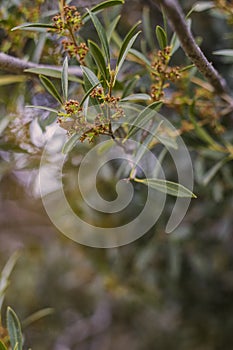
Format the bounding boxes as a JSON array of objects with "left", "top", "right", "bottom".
[
  {"left": 121, "top": 93, "right": 152, "bottom": 102},
  {"left": 0, "top": 75, "right": 26, "bottom": 86},
  {"left": 121, "top": 75, "right": 140, "bottom": 98},
  {"left": 142, "top": 6, "right": 155, "bottom": 51},
  {"left": 213, "top": 49, "right": 233, "bottom": 57},
  {"left": 134, "top": 178, "right": 197, "bottom": 198},
  {"left": 39, "top": 75, "right": 63, "bottom": 104},
  {"left": 192, "top": 1, "right": 214, "bottom": 12},
  {"left": 81, "top": 66, "right": 101, "bottom": 89},
  {"left": 11, "top": 22, "right": 54, "bottom": 31},
  {"left": 61, "top": 57, "right": 68, "bottom": 101},
  {"left": 0, "top": 252, "right": 19, "bottom": 313},
  {"left": 116, "top": 21, "right": 141, "bottom": 75},
  {"left": 62, "top": 132, "right": 82, "bottom": 154},
  {"left": 126, "top": 101, "right": 163, "bottom": 139},
  {"left": 155, "top": 25, "right": 167, "bottom": 50},
  {"left": 7, "top": 307, "right": 23, "bottom": 350},
  {"left": 22, "top": 308, "right": 54, "bottom": 328},
  {"left": 0, "top": 341, "right": 7, "bottom": 350},
  {"left": 128, "top": 48, "right": 151, "bottom": 67},
  {"left": 82, "top": 0, "right": 124, "bottom": 22},
  {"left": 87, "top": 10, "right": 110, "bottom": 64},
  {"left": 202, "top": 157, "right": 230, "bottom": 186},
  {"left": 106, "top": 15, "right": 121, "bottom": 43},
  {"left": 25, "top": 67, "right": 82, "bottom": 83},
  {"left": 88, "top": 40, "right": 108, "bottom": 81},
  {"left": 79, "top": 82, "right": 100, "bottom": 107},
  {"left": 26, "top": 105, "right": 58, "bottom": 113}
]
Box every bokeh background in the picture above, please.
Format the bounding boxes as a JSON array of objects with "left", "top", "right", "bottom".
[{"left": 0, "top": 0, "right": 233, "bottom": 349}]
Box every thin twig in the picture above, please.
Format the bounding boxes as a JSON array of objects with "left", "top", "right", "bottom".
[
  {"left": 156, "top": 0, "right": 229, "bottom": 96},
  {"left": 0, "top": 53, "right": 82, "bottom": 77}
]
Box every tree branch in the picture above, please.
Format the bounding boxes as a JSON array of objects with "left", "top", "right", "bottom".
[
  {"left": 157, "top": 0, "right": 228, "bottom": 95},
  {"left": 0, "top": 53, "right": 82, "bottom": 77}
]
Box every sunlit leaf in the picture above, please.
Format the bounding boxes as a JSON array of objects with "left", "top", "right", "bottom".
[
  {"left": 134, "top": 178, "right": 197, "bottom": 198},
  {"left": 81, "top": 66, "right": 101, "bottom": 89},
  {"left": 79, "top": 82, "right": 100, "bottom": 107},
  {"left": 61, "top": 57, "right": 68, "bottom": 101},
  {"left": 192, "top": 1, "right": 214, "bottom": 12},
  {"left": 39, "top": 75, "right": 63, "bottom": 104},
  {"left": 7, "top": 307, "right": 23, "bottom": 350},
  {"left": 213, "top": 49, "right": 233, "bottom": 57}
]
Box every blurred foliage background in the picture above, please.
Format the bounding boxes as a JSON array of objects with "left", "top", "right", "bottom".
[{"left": 0, "top": 0, "right": 233, "bottom": 349}]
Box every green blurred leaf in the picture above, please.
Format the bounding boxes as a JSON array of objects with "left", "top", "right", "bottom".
[
  {"left": 121, "top": 75, "right": 140, "bottom": 98},
  {"left": 62, "top": 132, "right": 82, "bottom": 154},
  {"left": 26, "top": 105, "right": 58, "bottom": 113},
  {"left": 0, "top": 75, "right": 26, "bottom": 86},
  {"left": 126, "top": 101, "right": 163, "bottom": 139},
  {"left": 88, "top": 40, "right": 108, "bottom": 81},
  {"left": 116, "top": 21, "right": 141, "bottom": 75},
  {"left": 142, "top": 6, "right": 155, "bottom": 51},
  {"left": 213, "top": 49, "right": 233, "bottom": 57},
  {"left": 135, "top": 178, "right": 197, "bottom": 198},
  {"left": 39, "top": 75, "right": 63, "bottom": 104},
  {"left": 121, "top": 93, "right": 152, "bottom": 102},
  {"left": 7, "top": 307, "right": 23, "bottom": 350},
  {"left": 192, "top": 1, "right": 214, "bottom": 12},
  {"left": 11, "top": 22, "right": 54, "bottom": 31},
  {"left": 202, "top": 157, "right": 230, "bottom": 186},
  {"left": 155, "top": 25, "right": 167, "bottom": 50},
  {"left": 106, "top": 15, "right": 121, "bottom": 43},
  {"left": 0, "top": 252, "right": 20, "bottom": 313},
  {"left": 82, "top": 0, "right": 124, "bottom": 22},
  {"left": 0, "top": 341, "right": 7, "bottom": 350},
  {"left": 128, "top": 49, "right": 151, "bottom": 67},
  {"left": 25, "top": 68, "right": 82, "bottom": 83},
  {"left": 87, "top": 10, "right": 110, "bottom": 64},
  {"left": 61, "top": 57, "right": 68, "bottom": 101},
  {"left": 22, "top": 308, "right": 54, "bottom": 328}
]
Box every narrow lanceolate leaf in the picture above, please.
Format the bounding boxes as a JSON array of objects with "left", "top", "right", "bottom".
[
  {"left": 142, "top": 6, "right": 155, "bottom": 51},
  {"left": 25, "top": 105, "right": 58, "bottom": 113},
  {"left": 81, "top": 66, "right": 101, "bottom": 89},
  {"left": 121, "top": 93, "right": 152, "bottom": 102},
  {"left": 61, "top": 57, "right": 68, "bottom": 101},
  {"left": 82, "top": 0, "right": 124, "bottom": 22},
  {"left": 116, "top": 21, "right": 141, "bottom": 75},
  {"left": 87, "top": 10, "right": 110, "bottom": 64},
  {"left": 0, "top": 252, "right": 19, "bottom": 312},
  {"left": 155, "top": 25, "right": 167, "bottom": 50},
  {"left": 0, "top": 75, "right": 26, "bottom": 86},
  {"left": 25, "top": 68, "right": 82, "bottom": 83},
  {"left": 106, "top": 15, "right": 121, "bottom": 43},
  {"left": 79, "top": 82, "right": 100, "bottom": 107},
  {"left": 88, "top": 40, "right": 108, "bottom": 81},
  {"left": 134, "top": 178, "right": 197, "bottom": 198},
  {"left": 0, "top": 340, "right": 7, "bottom": 350},
  {"left": 11, "top": 23, "right": 54, "bottom": 31},
  {"left": 213, "top": 49, "right": 233, "bottom": 57},
  {"left": 39, "top": 75, "right": 63, "bottom": 104},
  {"left": 62, "top": 132, "right": 82, "bottom": 154},
  {"left": 7, "top": 307, "right": 23, "bottom": 350},
  {"left": 202, "top": 157, "right": 230, "bottom": 186},
  {"left": 129, "top": 48, "right": 151, "bottom": 67},
  {"left": 126, "top": 101, "right": 163, "bottom": 139}
]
